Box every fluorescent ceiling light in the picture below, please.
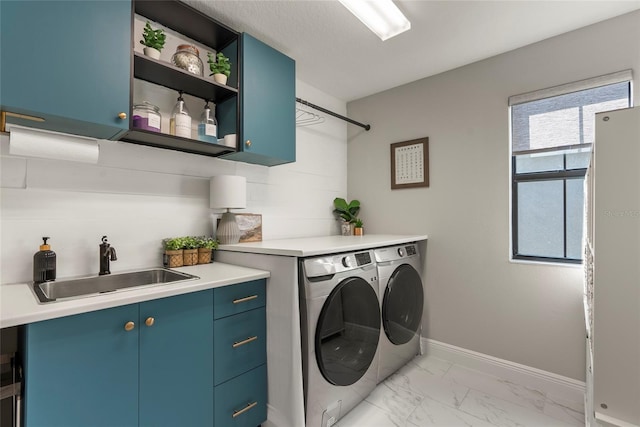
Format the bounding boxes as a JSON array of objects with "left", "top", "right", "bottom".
[{"left": 339, "top": 0, "right": 411, "bottom": 41}]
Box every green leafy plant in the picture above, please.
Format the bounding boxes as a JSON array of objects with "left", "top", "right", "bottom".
[
  {"left": 164, "top": 237, "right": 185, "bottom": 251},
  {"left": 207, "top": 52, "right": 231, "bottom": 77},
  {"left": 182, "top": 236, "right": 199, "bottom": 250},
  {"left": 333, "top": 197, "right": 360, "bottom": 224},
  {"left": 197, "top": 236, "right": 219, "bottom": 250},
  {"left": 140, "top": 21, "right": 166, "bottom": 51},
  {"left": 353, "top": 218, "right": 363, "bottom": 228}
]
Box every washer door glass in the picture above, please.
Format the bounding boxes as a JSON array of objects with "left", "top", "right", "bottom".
[
  {"left": 383, "top": 264, "right": 424, "bottom": 345},
  {"left": 315, "top": 276, "right": 380, "bottom": 386}
]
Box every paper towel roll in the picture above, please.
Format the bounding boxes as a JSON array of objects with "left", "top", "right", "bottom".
[{"left": 8, "top": 125, "right": 99, "bottom": 164}]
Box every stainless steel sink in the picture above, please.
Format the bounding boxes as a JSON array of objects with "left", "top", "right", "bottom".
[{"left": 33, "top": 268, "right": 199, "bottom": 303}]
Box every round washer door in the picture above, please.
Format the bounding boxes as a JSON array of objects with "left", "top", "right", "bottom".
[
  {"left": 315, "top": 276, "right": 380, "bottom": 386},
  {"left": 383, "top": 264, "right": 424, "bottom": 345}
]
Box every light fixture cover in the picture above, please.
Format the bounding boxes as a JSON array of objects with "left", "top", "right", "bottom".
[
  {"left": 339, "top": 0, "right": 411, "bottom": 41},
  {"left": 210, "top": 175, "right": 247, "bottom": 209}
]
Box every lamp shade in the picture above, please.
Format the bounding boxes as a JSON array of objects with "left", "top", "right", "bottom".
[{"left": 210, "top": 175, "right": 247, "bottom": 209}]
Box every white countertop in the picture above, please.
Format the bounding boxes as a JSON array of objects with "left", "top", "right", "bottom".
[
  {"left": 218, "top": 234, "right": 428, "bottom": 257},
  {"left": 0, "top": 262, "right": 270, "bottom": 328}
]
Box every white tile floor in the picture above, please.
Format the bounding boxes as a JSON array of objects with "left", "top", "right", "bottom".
[{"left": 335, "top": 354, "right": 585, "bottom": 427}]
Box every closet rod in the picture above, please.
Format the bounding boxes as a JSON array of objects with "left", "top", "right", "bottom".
[{"left": 296, "top": 97, "right": 371, "bottom": 131}]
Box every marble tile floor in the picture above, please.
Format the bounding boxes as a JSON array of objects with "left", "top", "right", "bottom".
[{"left": 336, "top": 354, "right": 585, "bottom": 427}]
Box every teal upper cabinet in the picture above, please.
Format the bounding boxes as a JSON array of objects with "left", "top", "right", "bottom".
[
  {"left": 0, "top": 1, "right": 131, "bottom": 140},
  {"left": 222, "top": 33, "right": 296, "bottom": 166},
  {"left": 23, "top": 304, "right": 139, "bottom": 427}
]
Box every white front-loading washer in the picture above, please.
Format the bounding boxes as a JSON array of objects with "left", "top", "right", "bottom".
[
  {"left": 374, "top": 243, "right": 424, "bottom": 383},
  {"left": 299, "top": 250, "right": 380, "bottom": 427}
]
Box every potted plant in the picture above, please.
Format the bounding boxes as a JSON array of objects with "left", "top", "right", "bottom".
[
  {"left": 333, "top": 197, "right": 360, "bottom": 236},
  {"left": 182, "top": 236, "right": 199, "bottom": 266},
  {"left": 140, "top": 21, "right": 166, "bottom": 60},
  {"left": 163, "top": 237, "right": 184, "bottom": 268},
  {"left": 353, "top": 218, "right": 364, "bottom": 236},
  {"left": 197, "top": 236, "right": 218, "bottom": 264},
  {"left": 207, "top": 52, "right": 231, "bottom": 85}
]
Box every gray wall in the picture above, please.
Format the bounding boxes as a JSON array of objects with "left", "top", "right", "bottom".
[{"left": 346, "top": 10, "right": 640, "bottom": 380}]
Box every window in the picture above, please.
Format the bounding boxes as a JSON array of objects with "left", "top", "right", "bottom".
[{"left": 510, "top": 72, "right": 631, "bottom": 264}]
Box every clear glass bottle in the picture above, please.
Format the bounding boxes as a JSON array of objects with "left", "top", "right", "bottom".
[
  {"left": 198, "top": 101, "right": 217, "bottom": 143},
  {"left": 170, "top": 91, "right": 192, "bottom": 139}
]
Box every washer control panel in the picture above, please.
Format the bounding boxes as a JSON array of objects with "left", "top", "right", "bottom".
[
  {"left": 303, "top": 250, "right": 375, "bottom": 278},
  {"left": 375, "top": 243, "right": 419, "bottom": 263}
]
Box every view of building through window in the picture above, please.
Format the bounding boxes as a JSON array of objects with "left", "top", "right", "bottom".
[{"left": 510, "top": 79, "right": 631, "bottom": 263}]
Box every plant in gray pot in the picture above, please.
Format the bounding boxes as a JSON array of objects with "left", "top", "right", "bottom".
[{"left": 333, "top": 197, "right": 360, "bottom": 236}]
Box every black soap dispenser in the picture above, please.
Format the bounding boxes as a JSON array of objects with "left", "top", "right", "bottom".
[{"left": 33, "top": 237, "right": 56, "bottom": 284}]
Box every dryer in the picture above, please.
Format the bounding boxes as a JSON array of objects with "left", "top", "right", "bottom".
[
  {"left": 299, "top": 250, "right": 380, "bottom": 427},
  {"left": 374, "top": 243, "right": 424, "bottom": 383}
]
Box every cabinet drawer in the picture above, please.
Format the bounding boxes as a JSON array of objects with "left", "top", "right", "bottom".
[
  {"left": 214, "top": 279, "right": 265, "bottom": 319},
  {"left": 215, "top": 364, "right": 267, "bottom": 427},
  {"left": 214, "top": 307, "right": 266, "bottom": 385}
]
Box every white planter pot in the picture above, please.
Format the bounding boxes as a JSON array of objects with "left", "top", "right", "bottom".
[
  {"left": 213, "top": 73, "right": 228, "bottom": 85},
  {"left": 143, "top": 47, "right": 161, "bottom": 60}
]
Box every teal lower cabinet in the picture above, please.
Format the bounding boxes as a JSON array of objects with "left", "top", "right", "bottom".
[
  {"left": 215, "top": 364, "right": 268, "bottom": 427},
  {"left": 139, "top": 291, "right": 214, "bottom": 427},
  {"left": 23, "top": 304, "right": 139, "bottom": 427},
  {"left": 22, "top": 280, "right": 267, "bottom": 427}
]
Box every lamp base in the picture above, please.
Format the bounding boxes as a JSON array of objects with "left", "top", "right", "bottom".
[{"left": 217, "top": 211, "right": 241, "bottom": 244}]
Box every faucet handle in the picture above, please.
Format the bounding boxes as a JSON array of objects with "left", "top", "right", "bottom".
[{"left": 102, "top": 236, "right": 108, "bottom": 244}]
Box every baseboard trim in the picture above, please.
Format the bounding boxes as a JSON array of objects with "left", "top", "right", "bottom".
[{"left": 422, "top": 338, "right": 585, "bottom": 396}]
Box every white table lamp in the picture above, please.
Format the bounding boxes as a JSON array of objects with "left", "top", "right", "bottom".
[{"left": 210, "top": 175, "right": 246, "bottom": 244}]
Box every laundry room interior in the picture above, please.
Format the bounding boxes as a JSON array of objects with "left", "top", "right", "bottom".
[{"left": 1, "top": 1, "right": 639, "bottom": 427}]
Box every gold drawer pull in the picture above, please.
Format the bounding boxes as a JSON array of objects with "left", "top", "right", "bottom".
[
  {"left": 232, "top": 336, "right": 258, "bottom": 348},
  {"left": 232, "top": 294, "right": 258, "bottom": 304},
  {"left": 232, "top": 401, "right": 257, "bottom": 418}
]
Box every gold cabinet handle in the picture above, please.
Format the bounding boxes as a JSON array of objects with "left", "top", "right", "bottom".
[
  {"left": 232, "top": 336, "right": 258, "bottom": 348},
  {"left": 124, "top": 321, "right": 135, "bottom": 331},
  {"left": 232, "top": 295, "right": 258, "bottom": 304},
  {"left": 245, "top": 139, "right": 252, "bottom": 147},
  {"left": 118, "top": 112, "right": 127, "bottom": 120},
  {"left": 232, "top": 401, "right": 257, "bottom": 418},
  {"left": 145, "top": 317, "right": 155, "bottom": 327}
]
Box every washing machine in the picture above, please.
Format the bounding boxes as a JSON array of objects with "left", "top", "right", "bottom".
[
  {"left": 299, "top": 250, "right": 380, "bottom": 427},
  {"left": 374, "top": 243, "right": 424, "bottom": 383}
]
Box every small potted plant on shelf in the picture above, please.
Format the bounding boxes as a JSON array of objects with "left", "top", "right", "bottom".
[
  {"left": 353, "top": 218, "right": 364, "bottom": 236},
  {"left": 163, "top": 237, "right": 185, "bottom": 268},
  {"left": 140, "top": 21, "right": 166, "bottom": 60},
  {"left": 207, "top": 52, "right": 231, "bottom": 85},
  {"left": 182, "top": 236, "right": 199, "bottom": 266},
  {"left": 197, "top": 236, "right": 219, "bottom": 264},
  {"left": 333, "top": 197, "right": 360, "bottom": 236}
]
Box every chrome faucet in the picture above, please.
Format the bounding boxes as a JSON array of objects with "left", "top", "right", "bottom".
[{"left": 99, "top": 236, "right": 117, "bottom": 275}]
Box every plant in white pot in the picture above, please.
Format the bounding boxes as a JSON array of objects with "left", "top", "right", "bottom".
[
  {"left": 207, "top": 52, "right": 231, "bottom": 85},
  {"left": 140, "top": 21, "right": 166, "bottom": 60},
  {"left": 333, "top": 197, "right": 360, "bottom": 236}
]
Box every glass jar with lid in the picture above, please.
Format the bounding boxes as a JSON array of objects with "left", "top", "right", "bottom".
[
  {"left": 132, "top": 101, "right": 162, "bottom": 133},
  {"left": 171, "top": 44, "right": 204, "bottom": 76}
]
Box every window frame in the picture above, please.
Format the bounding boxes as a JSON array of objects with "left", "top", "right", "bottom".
[{"left": 509, "top": 70, "right": 632, "bottom": 265}]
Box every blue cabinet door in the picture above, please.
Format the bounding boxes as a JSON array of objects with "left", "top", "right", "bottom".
[
  {"left": 0, "top": 0, "right": 130, "bottom": 139},
  {"left": 23, "top": 304, "right": 139, "bottom": 427},
  {"left": 223, "top": 33, "right": 296, "bottom": 166},
  {"left": 138, "top": 290, "right": 214, "bottom": 427}
]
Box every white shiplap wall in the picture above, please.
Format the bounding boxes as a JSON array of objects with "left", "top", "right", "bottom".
[{"left": 0, "top": 80, "right": 347, "bottom": 284}]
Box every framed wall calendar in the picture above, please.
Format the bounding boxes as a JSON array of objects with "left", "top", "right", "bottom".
[{"left": 390, "top": 137, "right": 429, "bottom": 189}]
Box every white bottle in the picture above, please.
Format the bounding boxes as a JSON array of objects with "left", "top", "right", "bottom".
[{"left": 170, "top": 92, "right": 192, "bottom": 139}]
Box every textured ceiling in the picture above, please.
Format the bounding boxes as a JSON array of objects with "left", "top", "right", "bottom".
[{"left": 185, "top": 0, "right": 640, "bottom": 102}]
